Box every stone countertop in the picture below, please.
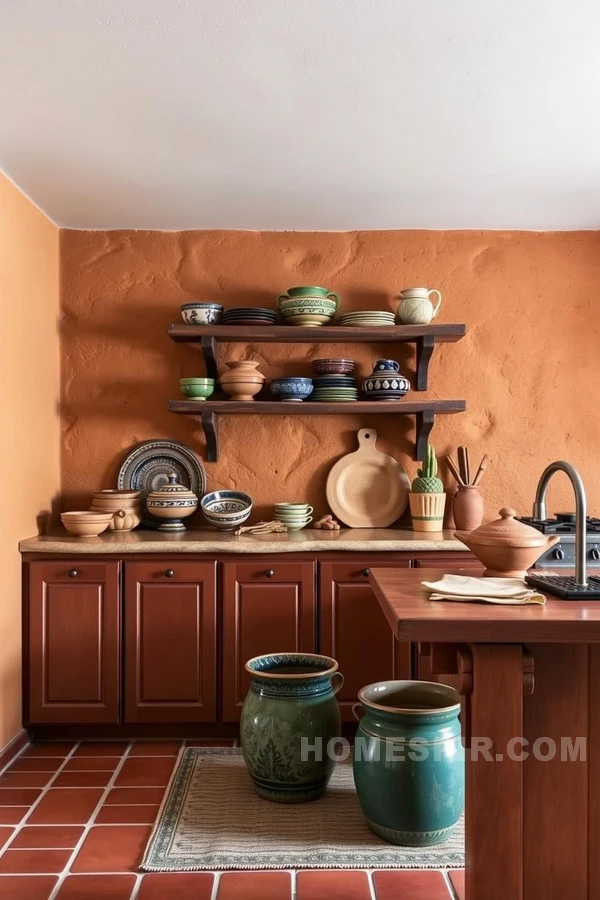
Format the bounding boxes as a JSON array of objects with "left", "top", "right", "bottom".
[{"left": 20, "top": 528, "right": 470, "bottom": 555}]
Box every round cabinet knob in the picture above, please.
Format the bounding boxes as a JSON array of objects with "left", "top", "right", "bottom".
[
  {"left": 68, "top": 569, "right": 78, "bottom": 578},
  {"left": 362, "top": 568, "right": 371, "bottom": 577},
  {"left": 265, "top": 569, "right": 274, "bottom": 578},
  {"left": 592, "top": 548, "right": 600, "bottom": 562},
  {"left": 165, "top": 569, "right": 175, "bottom": 578},
  {"left": 553, "top": 548, "right": 565, "bottom": 561}
]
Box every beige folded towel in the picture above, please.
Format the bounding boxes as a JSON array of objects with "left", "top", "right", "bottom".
[{"left": 421, "top": 574, "right": 546, "bottom": 605}]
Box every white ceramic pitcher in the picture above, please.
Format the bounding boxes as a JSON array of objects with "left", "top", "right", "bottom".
[{"left": 397, "top": 287, "right": 442, "bottom": 325}]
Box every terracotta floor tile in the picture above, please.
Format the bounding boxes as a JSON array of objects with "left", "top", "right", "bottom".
[
  {"left": 63, "top": 757, "right": 121, "bottom": 772},
  {"left": 10, "top": 758, "right": 62, "bottom": 773},
  {"left": 0, "top": 875, "right": 58, "bottom": 899},
  {"left": 70, "top": 825, "right": 151, "bottom": 873},
  {"left": 105, "top": 787, "right": 165, "bottom": 805},
  {"left": 95, "top": 804, "right": 160, "bottom": 824},
  {"left": 114, "top": 758, "right": 175, "bottom": 787},
  {"left": 297, "top": 870, "right": 371, "bottom": 900},
  {"left": 373, "top": 869, "right": 453, "bottom": 899},
  {"left": 27, "top": 788, "right": 104, "bottom": 825},
  {"left": 138, "top": 872, "right": 215, "bottom": 899},
  {"left": 55, "top": 874, "right": 137, "bottom": 898},
  {"left": 449, "top": 869, "right": 465, "bottom": 900},
  {"left": 52, "top": 771, "right": 113, "bottom": 788},
  {"left": 0, "top": 807, "right": 28, "bottom": 824},
  {"left": 218, "top": 871, "right": 292, "bottom": 899},
  {"left": 0, "top": 788, "right": 42, "bottom": 805},
  {"left": 0, "top": 848, "right": 72, "bottom": 873},
  {"left": 23, "top": 743, "right": 77, "bottom": 758},
  {"left": 74, "top": 742, "right": 130, "bottom": 757},
  {"left": 0, "top": 772, "right": 52, "bottom": 788},
  {"left": 0, "top": 827, "right": 14, "bottom": 847},
  {"left": 129, "top": 742, "right": 182, "bottom": 756},
  {"left": 10, "top": 825, "right": 84, "bottom": 848}
]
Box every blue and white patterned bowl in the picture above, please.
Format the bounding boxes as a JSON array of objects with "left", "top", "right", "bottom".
[
  {"left": 270, "top": 377, "right": 314, "bottom": 403},
  {"left": 201, "top": 490, "right": 253, "bottom": 530},
  {"left": 181, "top": 303, "right": 224, "bottom": 325}
]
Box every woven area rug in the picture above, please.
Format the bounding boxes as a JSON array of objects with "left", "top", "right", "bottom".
[{"left": 142, "top": 748, "right": 464, "bottom": 871}]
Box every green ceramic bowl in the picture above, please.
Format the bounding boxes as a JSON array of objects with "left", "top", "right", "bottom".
[
  {"left": 180, "top": 377, "right": 215, "bottom": 385},
  {"left": 180, "top": 381, "right": 215, "bottom": 401}
]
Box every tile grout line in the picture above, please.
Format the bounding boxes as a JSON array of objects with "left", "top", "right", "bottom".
[
  {"left": 290, "top": 868, "right": 297, "bottom": 900},
  {"left": 443, "top": 868, "right": 460, "bottom": 899},
  {"left": 129, "top": 872, "right": 144, "bottom": 900},
  {"left": 366, "top": 868, "right": 377, "bottom": 900},
  {"left": 46, "top": 741, "right": 136, "bottom": 900},
  {"left": 209, "top": 869, "right": 221, "bottom": 900}
]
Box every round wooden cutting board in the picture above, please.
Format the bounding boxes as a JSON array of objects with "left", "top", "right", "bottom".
[{"left": 325, "top": 428, "right": 410, "bottom": 527}]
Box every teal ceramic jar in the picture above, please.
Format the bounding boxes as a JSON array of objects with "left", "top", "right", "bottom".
[
  {"left": 241, "top": 653, "right": 343, "bottom": 803},
  {"left": 353, "top": 680, "right": 464, "bottom": 846}
]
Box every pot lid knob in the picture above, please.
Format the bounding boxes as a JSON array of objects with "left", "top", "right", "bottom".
[{"left": 499, "top": 508, "right": 516, "bottom": 518}]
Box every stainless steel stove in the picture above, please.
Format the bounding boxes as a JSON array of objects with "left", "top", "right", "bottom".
[{"left": 515, "top": 512, "right": 600, "bottom": 568}]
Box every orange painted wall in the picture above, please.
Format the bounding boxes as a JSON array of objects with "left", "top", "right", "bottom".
[
  {"left": 1, "top": 174, "right": 60, "bottom": 747},
  {"left": 60, "top": 229, "right": 600, "bottom": 523}
]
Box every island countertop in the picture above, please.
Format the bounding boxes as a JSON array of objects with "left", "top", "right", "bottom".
[{"left": 19, "top": 528, "right": 470, "bottom": 555}]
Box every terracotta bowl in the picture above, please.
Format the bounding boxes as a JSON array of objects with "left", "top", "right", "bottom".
[{"left": 61, "top": 511, "right": 113, "bottom": 537}]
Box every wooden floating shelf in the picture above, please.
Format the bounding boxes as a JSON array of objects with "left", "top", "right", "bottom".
[
  {"left": 168, "top": 399, "right": 466, "bottom": 463},
  {"left": 168, "top": 323, "right": 467, "bottom": 392}
]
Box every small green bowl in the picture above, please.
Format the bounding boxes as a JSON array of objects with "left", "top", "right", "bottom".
[
  {"left": 180, "top": 377, "right": 215, "bottom": 385},
  {"left": 180, "top": 382, "right": 215, "bottom": 401}
]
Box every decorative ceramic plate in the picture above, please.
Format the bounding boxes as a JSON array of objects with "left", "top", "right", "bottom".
[
  {"left": 117, "top": 440, "right": 207, "bottom": 527},
  {"left": 326, "top": 428, "right": 410, "bottom": 527}
]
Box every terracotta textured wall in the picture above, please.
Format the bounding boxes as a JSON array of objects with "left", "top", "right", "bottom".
[
  {"left": 61, "top": 230, "right": 600, "bottom": 523},
  {"left": 1, "top": 175, "right": 59, "bottom": 747}
]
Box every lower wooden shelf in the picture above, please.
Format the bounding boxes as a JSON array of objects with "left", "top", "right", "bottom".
[{"left": 168, "top": 399, "right": 466, "bottom": 462}]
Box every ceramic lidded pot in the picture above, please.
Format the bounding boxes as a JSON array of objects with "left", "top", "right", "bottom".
[
  {"left": 454, "top": 507, "right": 559, "bottom": 577},
  {"left": 240, "top": 653, "right": 344, "bottom": 802},
  {"left": 145, "top": 473, "right": 198, "bottom": 532},
  {"left": 362, "top": 359, "right": 410, "bottom": 401},
  {"left": 353, "top": 680, "right": 464, "bottom": 846},
  {"left": 219, "top": 360, "right": 266, "bottom": 401}
]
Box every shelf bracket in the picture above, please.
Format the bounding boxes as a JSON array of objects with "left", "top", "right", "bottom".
[
  {"left": 200, "top": 411, "right": 218, "bottom": 462},
  {"left": 200, "top": 335, "right": 219, "bottom": 381},
  {"left": 415, "top": 335, "right": 435, "bottom": 391},
  {"left": 415, "top": 410, "right": 435, "bottom": 460}
]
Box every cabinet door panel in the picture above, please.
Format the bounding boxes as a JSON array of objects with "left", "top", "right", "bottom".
[
  {"left": 124, "top": 561, "right": 217, "bottom": 723},
  {"left": 222, "top": 561, "right": 316, "bottom": 722},
  {"left": 28, "top": 561, "right": 120, "bottom": 724},
  {"left": 319, "top": 560, "right": 411, "bottom": 722}
]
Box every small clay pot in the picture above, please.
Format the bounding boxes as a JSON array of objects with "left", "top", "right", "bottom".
[
  {"left": 452, "top": 487, "right": 484, "bottom": 532},
  {"left": 220, "top": 360, "right": 265, "bottom": 401}
]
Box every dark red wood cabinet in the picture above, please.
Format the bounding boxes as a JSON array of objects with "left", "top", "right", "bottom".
[
  {"left": 123, "top": 561, "right": 217, "bottom": 723},
  {"left": 27, "top": 561, "right": 121, "bottom": 724},
  {"left": 221, "top": 561, "right": 316, "bottom": 722},
  {"left": 319, "top": 558, "right": 412, "bottom": 721}
]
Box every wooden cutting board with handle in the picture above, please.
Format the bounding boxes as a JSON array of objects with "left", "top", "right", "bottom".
[{"left": 325, "top": 428, "right": 410, "bottom": 528}]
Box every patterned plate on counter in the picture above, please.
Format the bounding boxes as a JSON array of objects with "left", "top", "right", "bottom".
[{"left": 117, "top": 440, "right": 207, "bottom": 527}]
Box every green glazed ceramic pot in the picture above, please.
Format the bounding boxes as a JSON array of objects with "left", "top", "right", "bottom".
[
  {"left": 353, "top": 680, "right": 464, "bottom": 846},
  {"left": 241, "top": 653, "right": 343, "bottom": 802}
]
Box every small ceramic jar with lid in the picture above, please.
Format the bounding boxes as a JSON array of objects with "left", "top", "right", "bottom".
[
  {"left": 454, "top": 508, "right": 560, "bottom": 577},
  {"left": 145, "top": 473, "right": 198, "bottom": 532}
]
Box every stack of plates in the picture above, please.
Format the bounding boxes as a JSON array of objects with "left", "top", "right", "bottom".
[
  {"left": 312, "top": 374, "right": 359, "bottom": 402},
  {"left": 223, "top": 308, "right": 278, "bottom": 326},
  {"left": 339, "top": 310, "right": 396, "bottom": 327}
]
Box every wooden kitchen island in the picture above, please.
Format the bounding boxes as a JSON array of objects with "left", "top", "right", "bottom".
[{"left": 369, "top": 567, "right": 600, "bottom": 900}]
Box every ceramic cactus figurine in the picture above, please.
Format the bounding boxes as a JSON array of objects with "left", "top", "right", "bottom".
[
  {"left": 411, "top": 445, "right": 444, "bottom": 494},
  {"left": 409, "top": 444, "right": 446, "bottom": 532}
]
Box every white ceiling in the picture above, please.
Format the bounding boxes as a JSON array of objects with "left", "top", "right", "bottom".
[{"left": 1, "top": 0, "right": 599, "bottom": 230}]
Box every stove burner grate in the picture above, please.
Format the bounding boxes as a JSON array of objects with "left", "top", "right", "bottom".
[{"left": 516, "top": 515, "right": 600, "bottom": 535}]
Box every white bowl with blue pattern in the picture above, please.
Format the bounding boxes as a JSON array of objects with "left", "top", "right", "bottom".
[{"left": 201, "top": 490, "right": 253, "bottom": 530}]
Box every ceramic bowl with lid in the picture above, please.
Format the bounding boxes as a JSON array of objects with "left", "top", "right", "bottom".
[
  {"left": 145, "top": 473, "right": 198, "bottom": 532},
  {"left": 454, "top": 508, "right": 560, "bottom": 577}
]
